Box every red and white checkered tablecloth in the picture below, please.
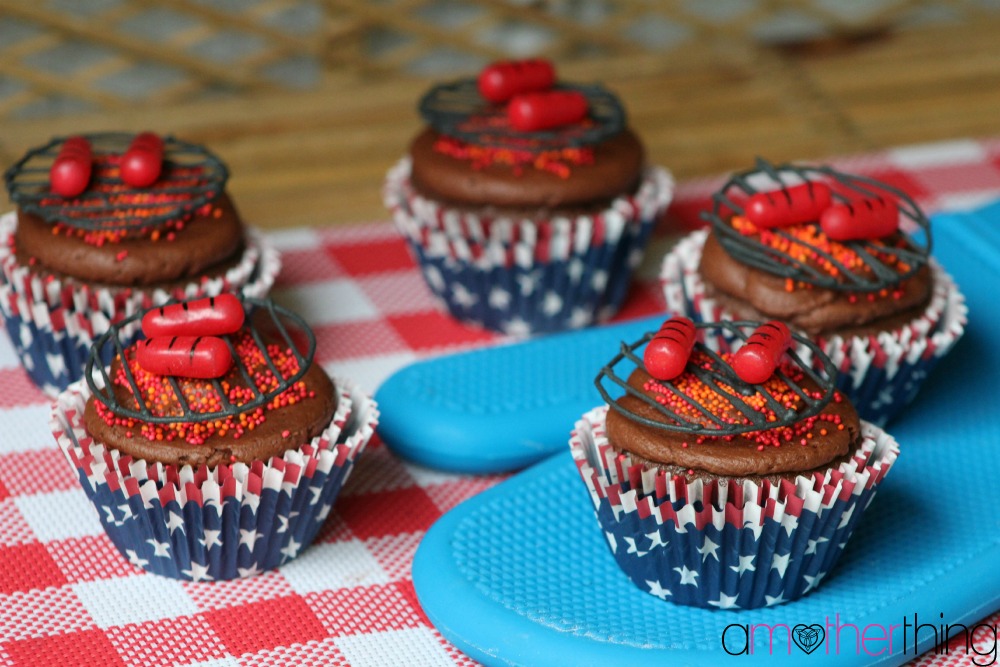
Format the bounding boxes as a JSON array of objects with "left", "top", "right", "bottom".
[{"left": 2, "top": 138, "right": 1000, "bottom": 667}]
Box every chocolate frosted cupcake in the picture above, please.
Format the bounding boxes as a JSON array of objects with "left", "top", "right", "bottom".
[
  {"left": 661, "top": 158, "right": 965, "bottom": 424},
  {"left": 51, "top": 296, "right": 377, "bottom": 581},
  {"left": 571, "top": 317, "right": 899, "bottom": 609},
  {"left": 1, "top": 133, "right": 280, "bottom": 395},
  {"left": 384, "top": 59, "right": 673, "bottom": 335}
]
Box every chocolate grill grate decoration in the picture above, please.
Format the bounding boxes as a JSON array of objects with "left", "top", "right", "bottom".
[
  {"left": 84, "top": 298, "right": 316, "bottom": 425},
  {"left": 702, "top": 157, "right": 931, "bottom": 292},
  {"left": 3, "top": 132, "right": 228, "bottom": 232},
  {"left": 595, "top": 321, "right": 838, "bottom": 436},
  {"left": 418, "top": 79, "right": 625, "bottom": 149}
]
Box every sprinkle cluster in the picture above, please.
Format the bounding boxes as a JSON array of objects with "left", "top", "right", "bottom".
[
  {"left": 433, "top": 135, "right": 594, "bottom": 178},
  {"left": 38, "top": 154, "right": 217, "bottom": 246},
  {"left": 731, "top": 214, "right": 910, "bottom": 298},
  {"left": 642, "top": 350, "right": 846, "bottom": 451},
  {"left": 94, "top": 330, "right": 315, "bottom": 445}
]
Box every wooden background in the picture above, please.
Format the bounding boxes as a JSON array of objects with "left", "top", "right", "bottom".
[{"left": 1, "top": 1, "right": 999, "bottom": 228}]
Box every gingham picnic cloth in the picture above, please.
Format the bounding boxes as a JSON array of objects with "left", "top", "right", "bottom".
[{"left": 2, "top": 138, "right": 1000, "bottom": 667}]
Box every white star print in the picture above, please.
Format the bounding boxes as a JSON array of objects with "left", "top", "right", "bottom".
[
  {"left": 424, "top": 266, "right": 445, "bottom": 292},
  {"left": 605, "top": 532, "right": 618, "bottom": 554},
  {"left": 771, "top": 552, "right": 791, "bottom": 577},
  {"left": 203, "top": 497, "right": 223, "bottom": 515},
  {"left": 645, "top": 530, "right": 668, "bottom": 550},
  {"left": 674, "top": 565, "right": 699, "bottom": 586},
  {"left": 765, "top": 592, "right": 788, "bottom": 607},
  {"left": 182, "top": 561, "right": 213, "bottom": 582},
  {"left": 237, "top": 564, "right": 263, "bottom": 578},
  {"left": 503, "top": 317, "right": 531, "bottom": 337},
  {"left": 516, "top": 272, "right": 539, "bottom": 296},
  {"left": 309, "top": 486, "right": 324, "bottom": 506},
  {"left": 743, "top": 519, "right": 763, "bottom": 540},
  {"left": 803, "top": 572, "right": 826, "bottom": 593},
  {"left": 167, "top": 512, "right": 186, "bottom": 534},
  {"left": 837, "top": 505, "right": 856, "bottom": 529},
  {"left": 146, "top": 538, "right": 170, "bottom": 558},
  {"left": 568, "top": 308, "right": 592, "bottom": 329},
  {"left": 200, "top": 530, "right": 222, "bottom": 550},
  {"left": 541, "top": 292, "right": 563, "bottom": 316},
  {"left": 591, "top": 270, "right": 608, "bottom": 291},
  {"left": 708, "top": 592, "right": 740, "bottom": 609},
  {"left": 729, "top": 555, "right": 757, "bottom": 576},
  {"left": 46, "top": 352, "right": 67, "bottom": 379},
  {"left": 646, "top": 580, "right": 672, "bottom": 600},
  {"left": 805, "top": 537, "right": 829, "bottom": 555},
  {"left": 567, "top": 259, "right": 584, "bottom": 282},
  {"left": 782, "top": 512, "right": 800, "bottom": 537},
  {"left": 452, "top": 283, "right": 478, "bottom": 308},
  {"left": 240, "top": 529, "right": 262, "bottom": 551},
  {"left": 125, "top": 549, "right": 148, "bottom": 569},
  {"left": 117, "top": 504, "right": 132, "bottom": 521},
  {"left": 488, "top": 286, "right": 510, "bottom": 309},
  {"left": 624, "top": 536, "right": 648, "bottom": 557},
  {"left": 277, "top": 515, "right": 290, "bottom": 534},
  {"left": 244, "top": 492, "right": 261, "bottom": 514},
  {"left": 280, "top": 538, "right": 302, "bottom": 562},
  {"left": 102, "top": 506, "right": 118, "bottom": 525},
  {"left": 698, "top": 536, "right": 720, "bottom": 562},
  {"left": 316, "top": 503, "right": 333, "bottom": 522}
]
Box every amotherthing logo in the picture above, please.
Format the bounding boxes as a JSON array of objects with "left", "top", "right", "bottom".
[{"left": 792, "top": 625, "right": 825, "bottom": 655}]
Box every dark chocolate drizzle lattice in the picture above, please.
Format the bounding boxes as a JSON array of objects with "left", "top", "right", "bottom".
[
  {"left": 418, "top": 79, "right": 625, "bottom": 149},
  {"left": 595, "top": 320, "right": 838, "bottom": 436},
  {"left": 3, "top": 132, "right": 228, "bottom": 233},
  {"left": 85, "top": 298, "right": 316, "bottom": 425},
  {"left": 703, "top": 157, "right": 931, "bottom": 292}
]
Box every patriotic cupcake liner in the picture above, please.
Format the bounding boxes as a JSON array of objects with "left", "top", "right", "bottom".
[
  {"left": 660, "top": 230, "right": 967, "bottom": 426},
  {"left": 0, "top": 211, "right": 281, "bottom": 396},
  {"left": 570, "top": 406, "right": 899, "bottom": 610},
  {"left": 51, "top": 376, "right": 378, "bottom": 582},
  {"left": 384, "top": 158, "right": 674, "bottom": 335}
]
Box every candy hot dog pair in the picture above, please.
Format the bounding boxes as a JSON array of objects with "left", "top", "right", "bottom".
[{"left": 661, "top": 158, "right": 965, "bottom": 425}]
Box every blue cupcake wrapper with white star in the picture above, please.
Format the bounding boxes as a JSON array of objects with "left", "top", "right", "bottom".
[
  {"left": 385, "top": 159, "right": 674, "bottom": 335},
  {"left": 661, "top": 230, "right": 967, "bottom": 426},
  {"left": 0, "top": 211, "right": 281, "bottom": 397},
  {"left": 51, "top": 377, "right": 378, "bottom": 582},
  {"left": 570, "top": 407, "right": 899, "bottom": 610}
]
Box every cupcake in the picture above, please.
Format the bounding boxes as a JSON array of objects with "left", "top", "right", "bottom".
[
  {"left": 1, "top": 132, "right": 280, "bottom": 396},
  {"left": 384, "top": 59, "right": 674, "bottom": 335},
  {"left": 571, "top": 317, "right": 899, "bottom": 609},
  {"left": 661, "top": 158, "right": 965, "bottom": 425},
  {"left": 50, "top": 295, "right": 378, "bottom": 581}
]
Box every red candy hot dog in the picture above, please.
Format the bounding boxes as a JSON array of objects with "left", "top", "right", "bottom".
[
  {"left": 508, "top": 91, "right": 588, "bottom": 132},
  {"left": 121, "top": 132, "right": 164, "bottom": 188},
  {"left": 478, "top": 59, "right": 555, "bottom": 103},
  {"left": 142, "top": 294, "right": 245, "bottom": 338},
  {"left": 820, "top": 197, "right": 899, "bottom": 241},
  {"left": 731, "top": 321, "right": 793, "bottom": 384},
  {"left": 744, "top": 182, "right": 832, "bottom": 229},
  {"left": 50, "top": 136, "right": 93, "bottom": 198},
  {"left": 137, "top": 336, "right": 233, "bottom": 379},
  {"left": 643, "top": 316, "right": 697, "bottom": 381}
]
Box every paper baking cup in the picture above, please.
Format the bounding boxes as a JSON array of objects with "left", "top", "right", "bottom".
[
  {"left": 570, "top": 406, "right": 898, "bottom": 610},
  {"left": 661, "top": 230, "right": 966, "bottom": 426},
  {"left": 0, "top": 211, "right": 281, "bottom": 396},
  {"left": 51, "top": 376, "right": 377, "bottom": 581},
  {"left": 384, "top": 158, "right": 674, "bottom": 335}
]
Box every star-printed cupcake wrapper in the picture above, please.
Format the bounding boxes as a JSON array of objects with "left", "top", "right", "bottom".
[
  {"left": 660, "top": 230, "right": 967, "bottom": 426},
  {"left": 384, "top": 159, "right": 674, "bottom": 334},
  {"left": 570, "top": 406, "right": 899, "bottom": 610},
  {"left": 51, "top": 376, "right": 378, "bottom": 581},
  {"left": 0, "top": 211, "right": 281, "bottom": 395}
]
